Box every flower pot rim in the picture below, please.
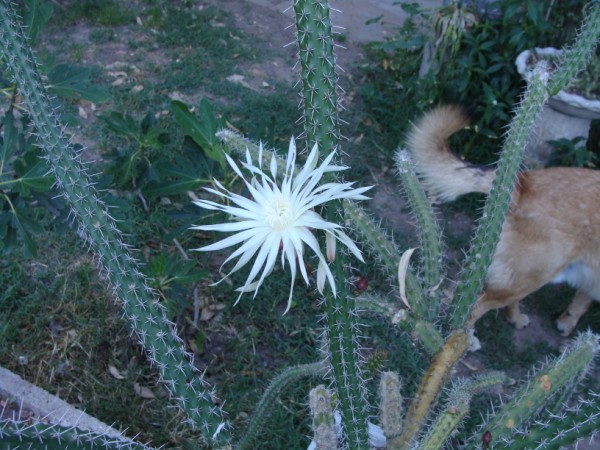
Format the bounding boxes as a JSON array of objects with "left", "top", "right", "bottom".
[{"left": 515, "top": 47, "right": 600, "bottom": 117}]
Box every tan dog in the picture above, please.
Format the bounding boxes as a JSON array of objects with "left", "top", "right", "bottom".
[{"left": 405, "top": 105, "right": 600, "bottom": 339}]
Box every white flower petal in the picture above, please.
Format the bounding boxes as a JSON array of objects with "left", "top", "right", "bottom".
[
  {"left": 192, "top": 220, "right": 262, "bottom": 232},
  {"left": 317, "top": 260, "right": 326, "bottom": 294},
  {"left": 286, "top": 137, "right": 297, "bottom": 176},
  {"left": 219, "top": 230, "right": 270, "bottom": 272},
  {"left": 194, "top": 228, "right": 261, "bottom": 252},
  {"left": 333, "top": 229, "right": 365, "bottom": 263},
  {"left": 293, "top": 142, "right": 320, "bottom": 189},
  {"left": 326, "top": 231, "right": 336, "bottom": 262},
  {"left": 238, "top": 233, "right": 279, "bottom": 297},
  {"left": 270, "top": 152, "right": 278, "bottom": 180}
]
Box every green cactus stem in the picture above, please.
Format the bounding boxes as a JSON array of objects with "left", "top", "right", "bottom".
[
  {"left": 309, "top": 385, "right": 338, "bottom": 450},
  {"left": 447, "top": 63, "right": 550, "bottom": 330},
  {"left": 217, "top": 129, "right": 288, "bottom": 176},
  {"left": 415, "top": 371, "right": 507, "bottom": 450},
  {"left": 394, "top": 330, "right": 469, "bottom": 449},
  {"left": 0, "top": 419, "right": 156, "bottom": 450},
  {"left": 0, "top": 1, "right": 229, "bottom": 445},
  {"left": 293, "top": 1, "right": 370, "bottom": 448},
  {"left": 343, "top": 199, "right": 426, "bottom": 314},
  {"left": 236, "top": 362, "right": 326, "bottom": 450},
  {"left": 499, "top": 391, "right": 600, "bottom": 450},
  {"left": 548, "top": 1, "right": 600, "bottom": 96},
  {"left": 413, "top": 320, "right": 444, "bottom": 356},
  {"left": 293, "top": 0, "right": 339, "bottom": 152},
  {"left": 394, "top": 149, "right": 444, "bottom": 321},
  {"left": 466, "top": 332, "right": 599, "bottom": 449},
  {"left": 345, "top": 196, "right": 444, "bottom": 355}
]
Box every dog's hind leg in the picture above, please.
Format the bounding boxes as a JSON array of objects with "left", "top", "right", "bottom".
[
  {"left": 556, "top": 290, "right": 594, "bottom": 336},
  {"left": 505, "top": 300, "right": 530, "bottom": 329},
  {"left": 465, "top": 289, "right": 527, "bottom": 330}
]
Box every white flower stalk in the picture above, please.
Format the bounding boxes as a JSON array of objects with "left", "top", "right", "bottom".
[{"left": 192, "top": 138, "right": 371, "bottom": 312}]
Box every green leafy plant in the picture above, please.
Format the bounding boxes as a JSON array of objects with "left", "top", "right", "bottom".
[
  {"left": 364, "top": 0, "right": 589, "bottom": 162},
  {"left": 548, "top": 136, "right": 598, "bottom": 167},
  {"left": 101, "top": 111, "right": 169, "bottom": 188}
]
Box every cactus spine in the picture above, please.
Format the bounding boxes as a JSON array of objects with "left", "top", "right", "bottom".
[
  {"left": 549, "top": 1, "right": 600, "bottom": 95},
  {"left": 446, "top": 65, "right": 549, "bottom": 329},
  {"left": 293, "top": 1, "right": 370, "bottom": 448},
  {"left": 0, "top": 1, "right": 229, "bottom": 445},
  {"left": 499, "top": 392, "right": 600, "bottom": 450},
  {"left": 0, "top": 420, "right": 157, "bottom": 450},
  {"left": 343, "top": 199, "right": 427, "bottom": 315}
]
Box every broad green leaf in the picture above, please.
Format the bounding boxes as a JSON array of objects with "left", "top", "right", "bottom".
[
  {"left": 100, "top": 112, "right": 140, "bottom": 140},
  {"left": 170, "top": 100, "right": 226, "bottom": 165},
  {"left": 9, "top": 206, "right": 40, "bottom": 256},
  {"left": 13, "top": 152, "right": 54, "bottom": 195},
  {"left": 111, "top": 150, "right": 142, "bottom": 186},
  {"left": 24, "top": 0, "right": 52, "bottom": 44},
  {"left": 143, "top": 157, "right": 212, "bottom": 197},
  {"left": 47, "top": 64, "right": 108, "bottom": 104},
  {"left": 0, "top": 111, "right": 17, "bottom": 175}
]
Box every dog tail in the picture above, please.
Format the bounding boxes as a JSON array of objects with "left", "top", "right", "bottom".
[{"left": 404, "top": 105, "right": 496, "bottom": 203}]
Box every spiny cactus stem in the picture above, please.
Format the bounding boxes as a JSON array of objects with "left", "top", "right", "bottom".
[
  {"left": 293, "top": 0, "right": 339, "bottom": 153},
  {"left": 345, "top": 200, "right": 445, "bottom": 354},
  {"left": 0, "top": 419, "right": 157, "bottom": 450},
  {"left": 236, "top": 362, "right": 326, "bottom": 450},
  {"left": 447, "top": 64, "right": 549, "bottom": 330},
  {"left": 343, "top": 199, "right": 426, "bottom": 313},
  {"left": 548, "top": 1, "right": 600, "bottom": 95},
  {"left": 294, "top": 1, "right": 370, "bottom": 448},
  {"left": 500, "top": 391, "right": 600, "bottom": 450},
  {"left": 471, "top": 332, "right": 599, "bottom": 449},
  {"left": 394, "top": 330, "right": 469, "bottom": 450},
  {"left": 415, "top": 371, "right": 507, "bottom": 450},
  {"left": 0, "top": 1, "right": 229, "bottom": 444},
  {"left": 415, "top": 400, "right": 468, "bottom": 450},
  {"left": 394, "top": 150, "right": 443, "bottom": 321}
]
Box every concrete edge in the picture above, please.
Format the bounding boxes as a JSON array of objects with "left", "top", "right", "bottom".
[{"left": 0, "top": 365, "right": 124, "bottom": 438}]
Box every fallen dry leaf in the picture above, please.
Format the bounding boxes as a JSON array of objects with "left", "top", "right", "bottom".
[
  {"left": 108, "top": 365, "right": 125, "bottom": 380},
  {"left": 134, "top": 383, "right": 155, "bottom": 399}
]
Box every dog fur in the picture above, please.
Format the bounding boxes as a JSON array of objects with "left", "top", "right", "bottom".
[{"left": 406, "top": 105, "right": 600, "bottom": 338}]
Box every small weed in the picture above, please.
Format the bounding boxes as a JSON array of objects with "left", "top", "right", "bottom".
[
  {"left": 51, "top": 0, "right": 134, "bottom": 27},
  {"left": 89, "top": 28, "right": 115, "bottom": 44}
]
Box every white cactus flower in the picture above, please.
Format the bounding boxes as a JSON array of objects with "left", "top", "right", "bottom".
[{"left": 192, "top": 138, "right": 371, "bottom": 312}]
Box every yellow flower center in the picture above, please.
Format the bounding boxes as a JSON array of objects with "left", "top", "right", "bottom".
[{"left": 264, "top": 196, "right": 294, "bottom": 231}]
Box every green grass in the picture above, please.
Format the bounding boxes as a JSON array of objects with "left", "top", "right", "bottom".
[{"left": 0, "top": 216, "right": 199, "bottom": 446}]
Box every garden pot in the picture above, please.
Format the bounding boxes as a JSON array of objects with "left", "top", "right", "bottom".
[{"left": 515, "top": 47, "right": 600, "bottom": 168}]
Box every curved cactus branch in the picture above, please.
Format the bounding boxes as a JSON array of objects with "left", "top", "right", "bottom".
[{"left": 0, "top": 1, "right": 229, "bottom": 446}]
